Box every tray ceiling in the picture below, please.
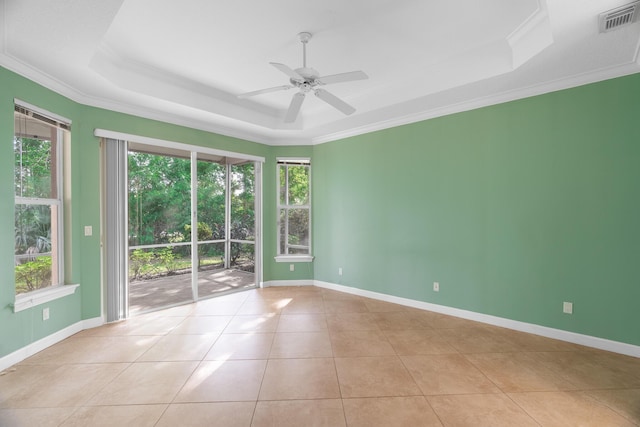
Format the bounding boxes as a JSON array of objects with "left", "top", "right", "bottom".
[{"left": 1, "top": 0, "right": 639, "bottom": 145}]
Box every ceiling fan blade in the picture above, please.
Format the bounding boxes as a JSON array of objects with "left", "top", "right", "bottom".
[
  {"left": 316, "top": 70, "right": 368, "bottom": 85},
  {"left": 237, "top": 85, "right": 293, "bottom": 99},
  {"left": 314, "top": 88, "right": 356, "bottom": 116},
  {"left": 285, "top": 92, "right": 305, "bottom": 123},
  {"left": 270, "top": 62, "right": 304, "bottom": 81}
]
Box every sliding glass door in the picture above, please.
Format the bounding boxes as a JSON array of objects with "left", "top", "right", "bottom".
[
  {"left": 196, "top": 155, "right": 227, "bottom": 299},
  {"left": 127, "top": 151, "right": 194, "bottom": 313},
  {"left": 123, "top": 144, "right": 259, "bottom": 315},
  {"left": 228, "top": 162, "right": 256, "bottom": 286}
]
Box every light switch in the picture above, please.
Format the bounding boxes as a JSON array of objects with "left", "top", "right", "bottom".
[{"left": 84, "top": 226, "right": 93, "bottom": 236}]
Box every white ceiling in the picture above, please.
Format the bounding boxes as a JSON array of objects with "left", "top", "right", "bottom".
[{"left": 1, "top": 0, "right": 639, "bottom": 145}]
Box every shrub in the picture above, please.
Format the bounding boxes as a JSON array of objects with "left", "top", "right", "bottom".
[
  {"left": 158, "top": 247, "right": 179, "bottom": 275},
  {"left": 130, "top": 249, "right": 155, "bottom": 280},
  {"left": 15, "top": 257, "right": 52, "bottom": 293}
]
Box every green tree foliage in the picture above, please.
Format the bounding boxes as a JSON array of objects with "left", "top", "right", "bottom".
[
  {"left": 127, "top": 152, "right": 256, "bottom": 274},
  {"left": 15, "top": 205, "right": 51, "bottom": 255},
  {"left": 230, "top": 163, "right": 255, "bottom": 265},
  {"left": 185, "top": 221, "right": 214, "bottom": 267},
  {"left": 285, "top": 165, "right": 309, "bottom": 205},
  {"left": 197, "top": 160, "right": 226, "bottom": 240},
  {"left": 14, "top": 136, "right": 56, "bottom": 293},
  {"left": 279, "top": 164, "right": 310, "bottom": 254},
  {"left": 184, "top": 221, "right": 213, "bottom": 240},
  {"left": 14, "top": 136, "right": 55, "bottom": 199},
  {"left": 128, "top": 152, "right": 192, "bottom": 246},
  {"left": 231, "top": 163, "right": 255, "bottom": 241},
  {"left": 14, "top": 137, "right": 54, "bottom": 255}
]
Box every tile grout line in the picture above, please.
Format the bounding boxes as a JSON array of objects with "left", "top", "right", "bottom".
[{"left": 323, "top": 294, "right": 350, "bottom": 427}]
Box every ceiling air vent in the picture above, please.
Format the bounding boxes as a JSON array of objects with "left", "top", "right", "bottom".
[{"left": 600, "top": 2, "right": 640, "bottom": 33}]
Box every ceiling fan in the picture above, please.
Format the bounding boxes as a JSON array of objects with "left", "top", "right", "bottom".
[{"left": 238, "top": 32, "right": 368, "bottom": 123}]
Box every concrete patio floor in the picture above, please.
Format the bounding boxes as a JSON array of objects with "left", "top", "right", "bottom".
[{"left": 129, "top": 268, "right": 255, "bottom": 315}]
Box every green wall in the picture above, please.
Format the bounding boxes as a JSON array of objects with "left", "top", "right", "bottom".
[
  {"left": 313, "top": 73, "right": 640, "bottom": 346},
  {"left": 0, "top": 66, "right": 306, "bottom": 359},
  {"left": 1, "top": 68, "right": 84, "bottom": 358},
  {"left": 2, "top": 63, "right": 639, "bottom": 360}
]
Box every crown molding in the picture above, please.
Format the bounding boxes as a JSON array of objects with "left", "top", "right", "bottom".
[
  {"left": 2, "top": 51, "right": 639, "bottom": 148},
  {"left": 310, "top": 62, "right": 640, "bottom": 145},
  {"left": 0, "top": 52, "right": 281, "bottom": 145}
]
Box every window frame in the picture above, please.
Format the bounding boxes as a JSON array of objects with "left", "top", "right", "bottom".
[
  {"left": 275, "top": 157, "right": 313, "bottom": 263},
  {"left": 13, "top": 100, "right": 77, "bottom": 311}
]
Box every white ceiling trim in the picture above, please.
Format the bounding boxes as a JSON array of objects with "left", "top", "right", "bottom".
[
  {"left": 310, "top": 61, "right": 640, "bottom": 145},
  {"left": 4, "top": 47, "right": 639, "bottom": 147},
  {"left": 2, "top": 54, "right": 286, "bottom": 145},
  {"left": 89, "top": 43, "right": 292, "bottom": 129},
  {"left": 507, "top": 3, "right": 553, "bottom": 68}
]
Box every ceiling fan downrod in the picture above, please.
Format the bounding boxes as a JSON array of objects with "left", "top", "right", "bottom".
[{"left": 298, "top": 32, "right": 312, "bottom": 69}]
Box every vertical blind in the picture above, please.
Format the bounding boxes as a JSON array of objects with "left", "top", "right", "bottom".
[{"left": 104, "top": 138, "right": 128, "bottom": 322}]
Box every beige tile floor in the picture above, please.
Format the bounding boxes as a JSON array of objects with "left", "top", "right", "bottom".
[{"left": 1, "top": 286, "right": 639, "bottom": 426}]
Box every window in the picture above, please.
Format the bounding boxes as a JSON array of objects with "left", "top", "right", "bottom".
[
  {"left": 277, "top": 158, "right": 311, "bottom": 257},
  {"left": 14, "top": 103, "right": 69, "bottom": 295}
]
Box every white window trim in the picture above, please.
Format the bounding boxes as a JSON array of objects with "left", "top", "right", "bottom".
[
  {"left": 14, "top": 101, "right": 70, "bottom": 307},
  {"left": 94, "top": 129, "right": 265, "bottom": 163},
  {"left": 13, "top": 284, "right": 79, "bottom": 312},
  {"left": 274, "top": 255, "right": 314, "bottom": 263},
  {"left": 14, "top": 99, "right": 72, "bottom": 125},
  {"left": 277, "top": 157, "right": 312, "bottom": 258}
]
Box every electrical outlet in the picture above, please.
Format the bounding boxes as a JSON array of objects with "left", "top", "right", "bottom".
[
  {"left": 433, "top": 282, "right": 440, "bottom": 292},
  {"left": 289, "top": 264, "right": 295, "bottom": 272},
  {"left": 42, "top": 307, "right": 50, "bottom": 321},
  {"left": 338, "top": 267, "right": 343, "bottom": 276},
  {"left": 563, "top": 301, "right": 573, "bottom": 314}
]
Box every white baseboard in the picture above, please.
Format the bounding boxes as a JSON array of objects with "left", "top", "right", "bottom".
[
  {"left": 0, "top": 316, "right": 104, "bottom": 372},
  {"left": 82, "top": 316, "right": 105, "bottom": 330},
  {"left": 314, "top": 280, "right": 640, "bottom": 358},
  {"left": 262, "top": 280, "right": 314, "bottom": 287},
  {"left": 4, "top": 280, "right": 637, "bottom": 372}
]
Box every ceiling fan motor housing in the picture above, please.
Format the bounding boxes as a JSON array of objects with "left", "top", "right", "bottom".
[{"left": 294, "top": 67, "right": 319, "bottom": 80}]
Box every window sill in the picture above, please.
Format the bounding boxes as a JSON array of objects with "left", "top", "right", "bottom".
[
  {"left": 274, "top": 255, "right": 314, "bottom": 263},
  {"left": 13, "top": 284, "right": 80, "bottom": 313}
]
